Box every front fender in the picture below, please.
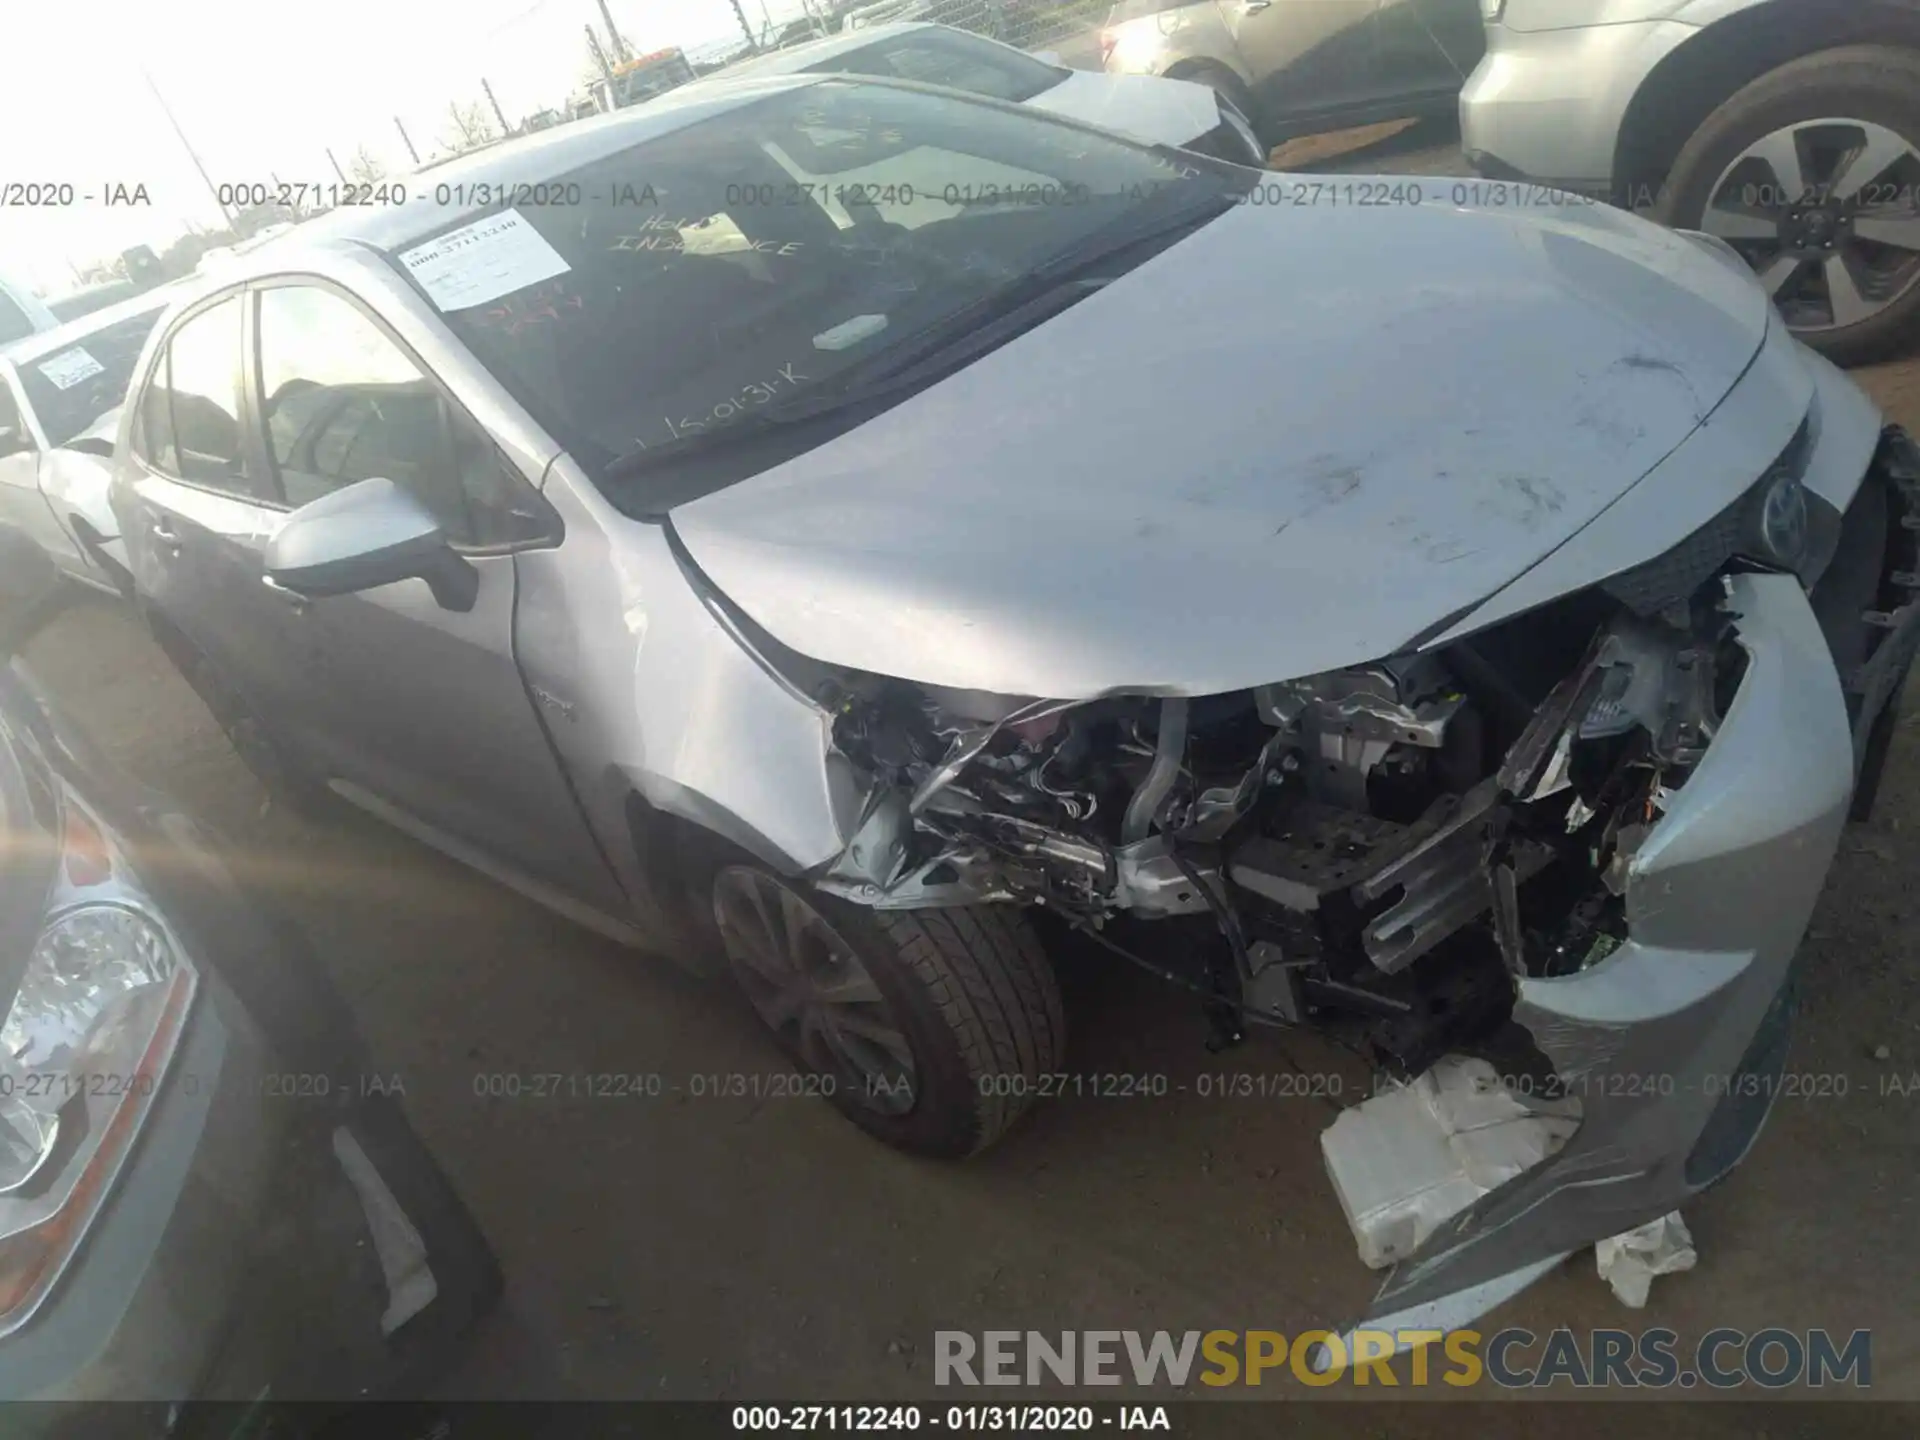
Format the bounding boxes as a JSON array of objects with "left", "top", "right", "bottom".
[{"left": 512, "top": 472, "right": 867, "bottom": 945}]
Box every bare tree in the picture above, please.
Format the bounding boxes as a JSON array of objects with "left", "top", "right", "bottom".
[
  {"left": 440, "top": 99, "right": 498, "bottom": 155},
  {"left": 346, "top": 146, "right": 388, "bottom": 186}
]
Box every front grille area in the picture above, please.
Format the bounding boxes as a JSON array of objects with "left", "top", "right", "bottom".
[{"left": 1601, "top": 417, "right": 1814, "bottom": 617}]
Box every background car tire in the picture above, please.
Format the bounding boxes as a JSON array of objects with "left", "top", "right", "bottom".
[
  {"left": 1657, "top": 46, "right": 1920, "bottom": 366},
  {"left": 712, "top": 868, "right": 1065, "bottom": 1158}
]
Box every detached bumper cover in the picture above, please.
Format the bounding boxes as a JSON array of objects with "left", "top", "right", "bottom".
[{"left": 1351, "top": 567, "right": 1858, "bottom": 1334}]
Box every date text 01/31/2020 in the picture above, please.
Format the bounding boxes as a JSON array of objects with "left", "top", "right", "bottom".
[{"left": 731, "top": 1406, "right": 1169, "bottom": 1432}]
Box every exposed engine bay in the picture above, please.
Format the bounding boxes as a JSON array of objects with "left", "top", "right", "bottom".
[{"left": 820, "top": 582, "right": 1750, "bottom": 1083}]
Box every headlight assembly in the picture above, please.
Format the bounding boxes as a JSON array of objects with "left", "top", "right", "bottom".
[
  {"left": 0, "top": 896, "right": 196, "bottom": 1329},
  {"left": 1, "top": 906, "right": 188, "bottom": 1193}
]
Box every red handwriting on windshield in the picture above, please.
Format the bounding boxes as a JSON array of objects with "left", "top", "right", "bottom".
[{"left": 473, "top": 282, "right": 586, "bottom": 335}]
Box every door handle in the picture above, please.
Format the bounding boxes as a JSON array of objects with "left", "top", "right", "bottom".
[
  {"left": 148, "top": 517, "right": 182, "bottom": 556},
  {"left": 261, "top": 574, "right": 309, "bottom": 612},
  {"left": 1239, "top": 0, "right": 1271, "bottom": 11}
]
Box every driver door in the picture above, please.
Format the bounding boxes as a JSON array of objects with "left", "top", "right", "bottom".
[{"left": 244, "top": 279, "right": 629, "bottom": 913}]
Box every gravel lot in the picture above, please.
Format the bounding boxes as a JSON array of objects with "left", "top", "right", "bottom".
[{"left": 19, "top": 131, "right": 1920, "bottom": 1415}]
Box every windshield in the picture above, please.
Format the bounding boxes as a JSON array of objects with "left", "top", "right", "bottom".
[
  {"left": 17, "top": 309, "right": 164, "bottom": 447},
  {"left": 388, "top": 79, "right": 1248, "bottom": 506}
]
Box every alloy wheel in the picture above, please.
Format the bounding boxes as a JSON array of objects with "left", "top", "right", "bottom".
[
  {"left": 1700, "top": 118, "right": 1920, "bottom": 334},
  {"left": 712, "top": 867, "right": 918, "bottom": 1115}
]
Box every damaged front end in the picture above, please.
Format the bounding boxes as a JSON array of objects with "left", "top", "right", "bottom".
[{"left": 810, "top": 426, "right": 1920, "bottom": 1334}]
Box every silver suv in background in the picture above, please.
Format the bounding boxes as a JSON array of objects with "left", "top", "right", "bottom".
[
  {"left": 1100, "top": 0, "right": 1484, "bottom": 138},
  {"left": 1461, "top": 0, "right": 1920, "bottom": 363}
]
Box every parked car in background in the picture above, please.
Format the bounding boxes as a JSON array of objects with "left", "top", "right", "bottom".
[
  {"left": 1099, "top": 0, "right": 1484, "bottom": 140},
  {"left": 717, "top": 22, "right": 1265, "bottom": 163},
  {"left": 0, "top": 293, "right": 183, "bottom": 597},
  {"left": 48, "top": 280, "right": 157, "bottom": 326},
  {"left": 1461, "top": 1, "right": 1920, "bottom": 364},
  {"left": 0, "top": 526, "right": 499, "bottom": 1433},
  {"left": 0, "top": 274, "right": 59, "bottom": 350},
  {"left": 105, "top": 73, "right": 1919, "bottom": 1346}
]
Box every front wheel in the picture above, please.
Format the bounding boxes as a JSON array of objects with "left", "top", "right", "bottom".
[
  {"left": 711, "top": 869, "right": 1065, "bottom": 1158},
  {"left": 1659, "top": 46, "right": 1920, "bottom": 366}
]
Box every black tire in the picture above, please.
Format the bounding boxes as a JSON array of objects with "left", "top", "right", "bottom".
[
  {"left": 712, "top": 868, "right": 1065, "bottom": 1158},
  {"left": 1657, "top": 46, "right": 1920, "bottom": 366},
  {"left": 184, "top": 647, "right": 334, "bottom": 819}
]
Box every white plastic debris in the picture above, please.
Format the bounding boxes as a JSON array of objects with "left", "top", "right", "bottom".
[
  {"left": 333, "top": 1126, "right": 440, "bottom": 1334},
  {"left": 1595, "top": 1211, "right": 1696, "bottom": 1308},
  {"left": 1320, "top": 1055, "right": 1581, "bottom": 1269}
]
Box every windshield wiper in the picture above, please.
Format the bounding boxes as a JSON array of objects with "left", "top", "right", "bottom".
[{"left": 601, "top": 407, "right": 792, "bottom": 483}]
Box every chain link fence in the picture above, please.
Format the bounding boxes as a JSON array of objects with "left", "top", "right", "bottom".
[{"left": 754, "top": 0, "right": 1110, "bottom": 57}]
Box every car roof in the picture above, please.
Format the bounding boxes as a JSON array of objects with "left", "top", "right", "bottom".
[
  {"left": 713, "top": 22, "right": 933, "bottom": 78},
  {"left": 223, "top": 73, "right": 830, "bottom": 272},
  {"left": 0, "top": 283, "right": 189, "bottom": 366}
]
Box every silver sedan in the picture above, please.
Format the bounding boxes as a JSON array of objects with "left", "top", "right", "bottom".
[{"left": 108, "top": 72, "right": 1918, "bottom": 1345}]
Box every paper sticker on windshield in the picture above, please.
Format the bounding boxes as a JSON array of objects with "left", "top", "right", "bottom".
[
  {"left": 37, "top": 346, "right": 106, "bottom": 390},
  {"left": 397, "top": 208, "right": 570, "bottom": 313}
]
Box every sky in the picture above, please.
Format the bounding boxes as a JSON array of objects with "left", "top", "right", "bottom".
[{"left": 0, "top": 0, "right": 811, "bottom": 295}]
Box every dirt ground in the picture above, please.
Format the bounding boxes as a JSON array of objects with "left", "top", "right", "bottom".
[{"left": 19, "top": 132, "right": 1920, "bottom": 1414}]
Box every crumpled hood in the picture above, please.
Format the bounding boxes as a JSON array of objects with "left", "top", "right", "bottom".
[
  {"left": 1024, "top": 70, "right": 1219, "bottom": 149},
  {"left": 672, "top": 191, "right": 1774, "bottom": 699}
]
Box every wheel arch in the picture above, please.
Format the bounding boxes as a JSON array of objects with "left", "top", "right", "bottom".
[
  {"left": 619, "top": 784, "right": 817, "bottom": 977},
  {"left": 1163, "top": 55, "right": 1255, "bottom": 92},
  {"left": 1614, "top": 1, "right": 1920, "bottom": 207}
]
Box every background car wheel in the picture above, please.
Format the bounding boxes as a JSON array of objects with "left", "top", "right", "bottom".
[
  {"left": 185, "top": 650, "right": 332, "bottom": 819},
  {"left": 711, "top": 868, "right": 1065, "bottom": 1158},
  {"left": 1658, "top": 46, "right": 1920, "bottom": 366}
]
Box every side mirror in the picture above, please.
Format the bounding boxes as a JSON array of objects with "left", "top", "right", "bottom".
[
  {"left": 0, "top": 525, "right": 62, "bottom": 658},
  {"left": 0, "top": 425, "right": 31, "bottom": 460},
  {"left": 265, "top": 477, "right": 478, "bottom": 612}
]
